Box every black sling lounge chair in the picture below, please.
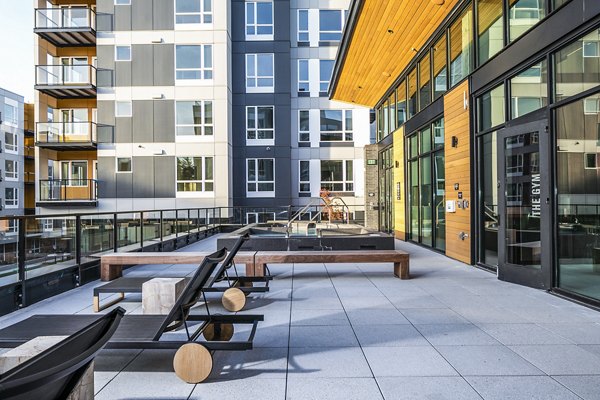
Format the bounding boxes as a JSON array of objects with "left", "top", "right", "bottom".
[
  {"left": 0, "top": 249, "right": 264, "bottom": 384},
  {"left": 93, "top": 233, "right": 272, "bottom": 312},
  {"left": 0, "top": 307, "right": 124, "bottom": 400}
]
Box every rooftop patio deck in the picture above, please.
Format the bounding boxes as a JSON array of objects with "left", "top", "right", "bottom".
[{"left": 1, "top": 235, "right": 599, "bottom": 399}]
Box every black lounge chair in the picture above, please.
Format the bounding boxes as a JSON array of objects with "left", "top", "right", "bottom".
[
  {"left": 0, "top": 307, "right": 124, "bottom": 400},
  {"left": 0, "top": 249, "right": 264, "bottom": 384},
  {"left": 93, "top": 233, "right": 272, "bottom": 312}
]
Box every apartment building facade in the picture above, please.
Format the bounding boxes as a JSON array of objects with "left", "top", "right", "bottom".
[
  {"left": 33, "top": 0, "right": 371, "bottom": 220},
  {"left": 0, "top": 88, "right": 25, "bottom": 218}
]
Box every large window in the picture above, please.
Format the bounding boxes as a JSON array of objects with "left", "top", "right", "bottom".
[
  {"left": 5, "top": 188, "right": 18, "bottom": 208},
  {"left": 175, "top": 45, "right": 213, "bottom": 80},
  {"left": 299, "top": 161, "right": 310, "bottom": 193},
  {"left": 319, "top": 60, "right": 334, "bottom": 93},
  {"left": 297, "top": 9, "right": 309, "bottom": 42},
  {"left": 175, "top": 0, "right": 212, "bottom": 24},
  {"left": 433, "top": 35, "right": 447, "bottom": 99},
  {"left": 4, "top": 132, "right": 17, "bottom": 153},
  {"left": 60, "top": 161, "right": 88, "bottom": 186},
  {"left": 510, "top": 60, "right": 548, "bottom": 119},
  {"left": 4, "top": 102, "right": 17, "bottom": 125},
  {"left": 247, "top": 159, "right": 275, "bottom": 195},
  {"left": 320, "top": 110, "right": 352, "bottom": 141},
  {"left": 246, "top": 1, "right": 273, "bottom": 40},
  {"left": 408, "top": 68, "right": 417, "bottom": 118},
  {"left": 478, "top": 130, "right": 499, "bottom": 266},
  {"left": 246, "top": 106, "right": 274, "bottom": 142},
  {"left": 246, "top": 53, "right": 274, "bottom": 92},
  {"left": 450, "top": 6, "right": 473, "bottom": 86},
  {"left": 509, "top": 0, "right": 546, "bottom": 43},
  {"left": 176, "top": 157, "right": 214, "bottom": 192},
  {"left": 298, "top": 59, "right": 309, "bottom": 92},
  {"left": 556, "top": 92, "right": 600, "bottom": 302},
  {"left": 396, "top": 80, "right": 407, "bottom": 127},
  {"left": 478, "top": 84, "right": 505, "bottom": 131},
  {"left": 5, "top": 160, "right": 18, "bottom": 180},
  {"left": 299, "top": 110, "right": 310, "bottom": 142},
  {"left": 419, "top": 53, "right": 431, "bottom": 111},
  {"left": 554, "top": 30, "right": 600, "bottom": 102},
  {"left": 176, "top": 101, "right": 213, "bottom": 136},
  {"left": 477, "top": 0, "right": 504, "bottom": 66},
  {"left": 321, "top": 160, "right": 353, "bottom": 192},
  {"left": 319, "top": 10, "right": 344, "bottom": 41}
]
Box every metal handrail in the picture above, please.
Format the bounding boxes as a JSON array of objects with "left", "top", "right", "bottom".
[
  {"left": 35, "top": 7, "right": 96, "bottom": 31},
  {"left": 36, "top": 122, "right": 97, "bottom": 143},
  {"left": 35, "top": 65, "right": 97, "bottom": 87}
]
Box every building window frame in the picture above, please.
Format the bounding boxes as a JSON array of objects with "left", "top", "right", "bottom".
[
  {"left": 175, "top": 100, "right": 214, "bottom": 137},
  {"left": 320, "top": 160, "right": 353, "bottom": 192},
  {"left": 5, "top": 160, "right": 18, "bottom": 181},
  {"left": 115, "top": 45, "right": 131, "bottom": 62},
  {"left": 116, "top": 157, "right": 132, "bottom": 173},
  {"left": 115, "top": 101, "right": 132, "bottom": 118},
  {"left": 246, "top": 53, "right": 275, "bottom": 93},
  {"left": 297, "top": 9, "right": 309, "bottom": 43},
  {"left": 245, "top": 0, "right": 274, "bottom": 40},
  {"left": 298, "top": 59, "right": 310, "bottom": 93},
  {"left": 175, "top": 44, "right": 213, "bottom": 81},
  {"left": 175, "top": 0, "right": 213, "bottom": 25},
  {"left": 246, "top": 105, "right": 275, "bottom": 145},
  {"left": 176, "top": 156, "right": 214, "bottom": 194},
  {"left": 320, "top": 110, "right": 353, "bottom": 142},
  {"left": 246, "top": 158, "right": 275, "bottom": 197},
  {"left": 59, "top": 160, "right": 89, "bottom": 187},
  {"left": 319, "top": 59, "right": 335, "bottom": 93},
  {"left": 298, "top": 110, "right": 310, "bottom": 143},
  {"left": 318, "top": 9, "right": 345, "bottom": 42},
  {"left": 299, "top": 160, "right": 311, "bottom": 193},
  {"left": 4, "top": 188, "right": 18, "bottom": 209},
  {"left": 4, "top": 131, "right": 17, "bottom": 154}
]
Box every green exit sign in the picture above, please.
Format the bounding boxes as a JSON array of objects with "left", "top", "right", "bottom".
[{"left": 367, "top": 159, "right": 377, "bottom": 165}]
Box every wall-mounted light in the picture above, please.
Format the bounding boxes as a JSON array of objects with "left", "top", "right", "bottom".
[
  {"left": 152, "top": 94, "right": 165, "bottom": 100},
  {"left": 152, "top": 38, "right": 164, "bottom": 44},
  {"left": 395, "top": 161, "right": 399, "bottom": 168},
  {"left": 431, "top": 0, "right": 445, "bottom": 5},
  {"left": 451, "top": 136, "right": 459, "bottom": 148},
  {"left": 154, "top": 149, "right": 167, "bottom": 156},
  {"left": 387, "top": 29, "right": 394, "bottom": 34}
]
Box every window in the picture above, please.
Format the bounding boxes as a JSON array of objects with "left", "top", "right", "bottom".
[
  {"left": 246, "top": 1, "right": 273, "bottom": 39},
  {"left": 246, "top": 106, "right": 274, "bottom": 142},
  {"left": 298, "top": 9, "right": 309, "bottom": 42},
  {"left": 585, "top": 153, "right": 599, "bottom": 169},
  {"left": 115, "top": 0, "right": 130, "bottom": 4},
  {"left": 246, "top": 212, "right": 275, "bottom": 224},
  {"left": 116, "top": 157, "right": 132, "bottom": 173},
  {"left": 299, "top": 110, "right": 310, "bottom": 142},
  {"left": 4, "top": 132, "right": 17, "bottom": 153},
  {"left": 247, "top": 159, "right": 275, "bottom": 195},
  {"left": 509, "top": 0, "right": 546, "bottom": 43},
  {"left": 176, "top": 157, "right": 214, "bottom": 192},
  {"left": 450, "top": 6, "right": 473, "bottom": 86},
  {"left": 408, "top": 68, "right": 417, "bottom": 118},
  {"left": 5, "top": 160, "right": 17, "bottom": 180},
  {"left": 584, "top": 98, "right": 600, "bottom": 114},
  {"left": 115, "top": 45, "right": 131, "bottom": 61},
  {"left": 115, "top": 101, "right": 132, "bottom": 117},
  {"left": 419, "top": 53, "right": 431, "bottom": 111},
  {"left": 5, "top": 188, "right": 18, "bottom": 208},
  {"left": 176, "top": 101, "right": 213, "bottom": 136},
  {"left": 478, "top": 84, "right": 505, "bottom": 131},
  {"left": 246, "top": 53, "right": 274, "bottom": 92},
  {"left": 4, "top": 102, "right": 17, "bottom": 125},
  {"left": 396, "top": 80, "right": 407, "bottom": 127},
  {"left": 299, "top": 161, "right": 310, "bottom": 192},
  {"left": 433, "top": 35, "right": 448, "bottom": 99},
  {"left": 319, "top": 60, "right": 334, "bottom": 92},
  {"left": 176, "top": 45, "right": 213, "bottom": 80},
  {"left": 510, "top": 60, "right": 548, "bottom": 119},
  {"left": 60, "top": 161, "right": 88, "bottom": 186},
  {"left": 321, "top": 160, "right": 353, "bottom": 192},
  {"left": 320, "top": 110, "right": 352, "bottom": 141},
  {"left": 477, "top": 0, "right": 504, "bottom": 66},
  {"left": 175, "top": 0, "right": 212, "bottom": 24},
  {"left": 554, "top": 31, "right": 600, "bottom": 102},
  {"left": 319, "top": 10, "right": 344, "bottom": 41},
  {"left": 298, "top": 59, "right": 309, "bottom": 92}
]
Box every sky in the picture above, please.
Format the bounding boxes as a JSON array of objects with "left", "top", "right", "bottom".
[{"left": 0, "top": 0, "right": 34, "bottom": 102}]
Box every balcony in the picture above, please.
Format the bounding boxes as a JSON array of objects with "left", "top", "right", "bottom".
[
  {"left": 34, "top": 7, "right": 96, "bottom": 47},
  {"left": 35, "top": 65, "right": 96, "bottom": 99},
  {"left": 36, "top": 122, "right": 97, "bottom": 150},
  {"left": 37, "top": 179, "right": 98, "bottom": 207}
]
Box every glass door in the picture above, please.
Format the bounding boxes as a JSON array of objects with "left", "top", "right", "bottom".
[{"left": 497, "top": 119, "right": 551, "bottom": 288}]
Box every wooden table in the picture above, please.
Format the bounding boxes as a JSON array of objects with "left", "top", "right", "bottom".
[
  {"left": 100, "top": 251, "right": 256, "bottom": 281},
  {"left": 249, "top": 250, "right": 410, "bottom": 279}
]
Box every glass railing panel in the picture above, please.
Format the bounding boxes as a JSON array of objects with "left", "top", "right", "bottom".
[
  {"left": 24, "top": 217, "right": 76, "bottom": 281},
  {"left": 116, "top": 213, "right": 141, "bottom": 252},
  {"left": 177, "top": 210, "right": 190, "bottom": 236},
  {"left": 142, "top": 212, "right": 161, "bottom": 245},
  {"left": 81, "top": 214, "right": 115, "bottom": 261},
  {"left": 188, "top": 209, "right": 200, "bottom": 233},
  {"left": 162, "top": 211, "right": 178, "bottom": 241},
  {"left": 36, "top": 122, "right": 96, "bottom": 143},
  {"left": 36, "top": 65, "right": 96, "bottom": 86},
  {"left": 0, "top": 218, "right": 19, "bottom": 287},
  {"left": 39, "top": 179, "right": 97, "bottom": 202}
]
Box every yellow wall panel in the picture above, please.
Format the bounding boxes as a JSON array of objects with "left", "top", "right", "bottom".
[{"left": 393, "top": 126, "right": 406, "bottom": 240}]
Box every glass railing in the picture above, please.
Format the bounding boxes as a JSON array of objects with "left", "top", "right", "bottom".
[
  {"left": 39, "top": 179, "right": 98, "bottom": 202},
  {"left": 36, "top": 65, "right": 96, "bottom": 86},
  {"left": 35, "top": 7, "right": 96, "bottom": 31},
  {"left": 36, "top": 122, "right": 97, "bottom": 144}
]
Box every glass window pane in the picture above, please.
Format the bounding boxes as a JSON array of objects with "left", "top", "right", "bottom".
[
  {"left": 510, "top": 60, "right": 548, "bottom": 119},
  {"left": 117, "top": 157, "right": 131, "bottom": 172},
  {"left": 320, "top": 110, "right": 343, "bottom": 131},
  {"left": 477, "top": 0, "right": 504, "bottom": 66},
  {"left": 420, "top": 127, "right": 432, "bottom": 154},
  {"left": 433, "top": 35, "right": 447, "bottom": 99},
  {"left": 555, "top": 31, "right": 600, "bottom": 102},
  {"left": 420, "top": 155, "right": 433, "bottom": 246},
  {"left": 300, "top": 110, "right": 310, "bottom": 131},
  {"left": 409, "top": 134, "right": 418, "bottom": 159},
  {"left": 408, "top": 68, "right": 417, "bottom": 118},
  {"left": 509, "top": 0, "right": 546, "bottom": 42},
  {"left": 433, "top": 118, "right": 445, "bottom": 149},
  {"left": 396, "top": 80, "right": 407, "bottom": 126},
  {"left": 205, "top": 157, "right": 213, "bottom": 180},
  {"left": 176, "top": 45, "right": 201, "bottom": 69},
  {"left": 419, "top": 53, "right": 432, "bottom": 111},
  {"left": 300, "top": 161, "right": 310, "bottom": 181},
  {"left": 299, "top": 10, "right": 308, "bottom": 30},
  {"left": 321, "top": 160, "right": 343, "bottom": 181},
  {"left": 345, "top": 110, "right": 353, "bottom": 131},
  {"left": 176, "top": 0, "right": 200, "bottom": 13},
  {"left": 450, "top": 6, "right": 473, "bottom": 86},
  {"left": 478, "top": 130, "right": 499, "bottom": 266},
  {"left": 320, "top": 60, "right": 334, "bottom": 91},
  {"left": 116, "top": 46, "right": 131, "bottom": 61},
  {"left": 256, "top": 2, "right": 272, "bottom": 24},
  {"left": 257, "top": 54, "right": 273, "bottom": 76},
  {"left": 478, "top": 84, "right": 505, "bottom": 131}
]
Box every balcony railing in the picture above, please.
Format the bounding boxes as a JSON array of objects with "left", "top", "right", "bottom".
[
  {"left": 35, "top": 65, "right": 96, "bottom": 98},
  {"left": 35, "top": 7, "right": 96, "bottom": 47},
  {"left": 36, "top": 122, "right": 97, "bottom": 149},
  {"left": 38, "top": 179, "right": 98, "bottom": 205}
]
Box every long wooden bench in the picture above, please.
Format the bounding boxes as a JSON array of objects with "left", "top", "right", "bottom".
[
  {"left": 248, "top": 250, "right": 409, "bottom": 279},
  {"left": 100, "top": 251, "right": 257, "bottom": 281}
]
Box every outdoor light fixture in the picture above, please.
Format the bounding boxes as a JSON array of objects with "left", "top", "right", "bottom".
[
  {"left": 431, "top": 0, "right": 445, "bottom": 5},
  {"left": 452, "top": 136, "right": 459, "bottom": 148}
]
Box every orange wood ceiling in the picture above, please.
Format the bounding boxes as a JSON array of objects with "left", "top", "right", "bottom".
[{"left": 331, "top": 0, "right": 461, "bottom": 108}]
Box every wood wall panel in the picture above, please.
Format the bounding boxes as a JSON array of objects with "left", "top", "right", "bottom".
[
  {"left": 444, "top": 80, "right": 472, "bottom": 264},
  {"left": 393, "top": 127, "right": 406, "bottom": 240}
]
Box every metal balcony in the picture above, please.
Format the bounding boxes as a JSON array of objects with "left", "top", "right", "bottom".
[
  {"left": 35, "top": 65, "right": 96, "bottom": 99},
  {"left": 38, "top": 179, "right": 98, "bottom": 207},
  {"left": 34, "top": 7, "right": 96, "bottom": 47},
  {"left": 36, "top": 122, "right": 97, "bottom": 150}
]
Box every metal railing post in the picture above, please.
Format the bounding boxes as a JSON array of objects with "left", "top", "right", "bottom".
[
  {"left": 75, "top": 215, "right": 81, "bottom": 265},
  {"left": 159, "top": 210, "right": 164, "bottom": 251},
  {"left": 113, "top": 213, "right": 118, "bottom": 253},
  {"left": 140, "top": 212, "right": 144, "bottom": 251},
  {"left": 17, "top": 218, "right": 26, "bottom": 307}
]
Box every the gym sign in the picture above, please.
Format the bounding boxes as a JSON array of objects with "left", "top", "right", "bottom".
[{"left": 531, "top": 173, "right": 541, "bottom": 217}]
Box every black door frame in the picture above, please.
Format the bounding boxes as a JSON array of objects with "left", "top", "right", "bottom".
[{"left": 497, "top": 118, "right": 552, "bottom": 289}]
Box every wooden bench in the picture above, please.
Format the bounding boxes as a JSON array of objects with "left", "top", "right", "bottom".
[
  {"left": 100, "top": 251, "right": 257, "bottom": 281},
  {"left": 248, "top": 250, "right": 409, "bottom": 279}
]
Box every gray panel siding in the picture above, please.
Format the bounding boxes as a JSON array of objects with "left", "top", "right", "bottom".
[
  {"left": 97, "top": 101, "right": 115, "bottom": 127},
  {"left": 132, "top": 45, "right": 154, "bottom": 87},
  {"left": 115, "top": 60, "right": 132, "bottom": 87},
  {"left": 153, "top": 45, "right": 175, "bottom": 86},
  {"left": 114, "top": 3, "right": 132, "bottom": 31},
  {"left": 116, "top": 170, "right": 134, "bottom": 198},
  {"left": 98, "top": 157, "right": 116, "bottom": 199},
  {"left": 132, "top": 157, "right": 155, "bottom": 198},
  {"left": 115, "top": 117, "right": 133, "bottom": 143},
  {"left": 154, "top": 156, "right": 176, "bottom": 198},
  {"left": 133, "top": 101, "right": 154, "bottom": 142},
  {"left": 132, "top": 0, "right": 153, "bottom": 30},
  {"left": 153, "top": 100, "right": 175, "bottom": 142},
  {"left": 153, "top": 0, "right": 174, "bottom": 30}
]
